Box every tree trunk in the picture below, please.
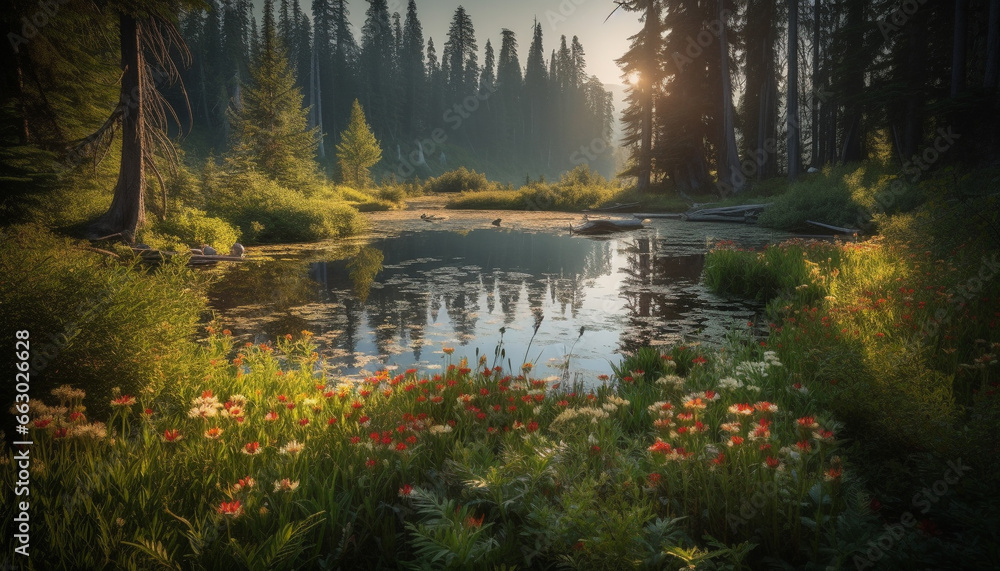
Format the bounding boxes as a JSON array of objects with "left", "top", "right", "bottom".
[
  {"left": 94, "top": 14, "right": 146, "bottom": 241},
  {"left": 14, "top": 61, "right": 30, "bottom": 144},
  {"left": 986, "top": 0, "right": 1000, "bottom": 92},
  {"left": 902, "top": 10, "right": 927, "bottom": 160},
  {"left": 840, "top": 0, "right": 864, "bottom": 164},
  {"left": 952, "top": 0, "right": 969, "bottom": 96},
  {"left": 811, "top": 0, "right": 821, "bottom": 168},
  {"left": 719, "top": 0, "right": 743, "bottom": 194},
  {"left": 312, "top": 44, "right": 326, "bottom": 160},
  {"left": 787, "top": 0, "right": 800, "bottom": 181}
]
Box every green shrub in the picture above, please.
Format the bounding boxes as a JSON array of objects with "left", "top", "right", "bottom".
[
  {"left": 0, "top": 224, "right": 206, "bottom": 417},
  {"left": 208, "top": 171, "right": 364, "bottom": 243},
  {"left": 424, "top": 167, "right": 493, "bottom": 193},
  {"left": 147, "top": 207, "right": 240, "bottom": 251}
]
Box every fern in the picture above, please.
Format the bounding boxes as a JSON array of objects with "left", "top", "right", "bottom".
[{"left": 403, "top": 487, "right": 498, "bottom": 570}]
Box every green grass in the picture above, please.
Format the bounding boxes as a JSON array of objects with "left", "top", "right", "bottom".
[
  {"left": 702, "top": 220, "right": 1000, "bottom": 567},
  {"left": 0, "top": 225, "right": 207, "bottom": 418},
  {"left": 2, "top": 327, "right": 860, "bottom": 569},
  {"left": 446, "top": 165, "right": 631, "bottom": 211}
]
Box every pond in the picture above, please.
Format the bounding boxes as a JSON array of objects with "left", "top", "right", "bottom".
[{"left": 208, "top": 210, "right": 792, "bottom": 385}]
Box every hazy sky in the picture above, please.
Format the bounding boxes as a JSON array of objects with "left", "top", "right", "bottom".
[
  {"left": 359, "top": 0, "right": 641, "bottom": 86},
  {"left": 259, "top": 1, "right": 640, "bottom": 86}
]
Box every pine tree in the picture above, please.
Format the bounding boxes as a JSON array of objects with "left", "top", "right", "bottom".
[
  {"left": 336, "top": 99, "right": 382, "bottom": 188},
  {"left": 88, "top": 5, "right": 194, "bottom": 239},
  {"left": 615, "top": 0, "right": 662, "bottom": 192},
  {"left": 480, "top": 39, "right": 496, "bottom": 94},
  {"left": 227, "top": 0, "right": 319, "bottom": 191},
  {"left": 524, "top": 20, "right": 548, "bottom": 158},
  {"left": 496, "top": 29, "right": 523, "bottom": 150},
  {"left": 360, "top": 0, "right": 394, "bottom": 138},
  {"left": 292, "top": 0, "right": 312, "bottom": 94},
  {"left": 401, "top": 0, "right": 426, "bottom": 138},
  {"left": 426, "top": 38, "right": 445, "bottom": 121},
  {"left": 313, "top": 0, "right": 359, "bottom": 145},
  {"left": 444, "top": 6, "right": 478, "bottom": 98},
  {"left": 570, "top": 36, "right": 586, "bottom": 90},
  {"left": 738, "top": 0, "right": 780, "bottom": 179}
]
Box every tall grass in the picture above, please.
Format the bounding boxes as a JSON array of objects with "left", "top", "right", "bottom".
[
  {"left": 2, "top": 325, "right": 862, "bottom": 569},
  {"left": 0, "top": 225, "right": 207, "bottom": 416},
  {"left": 446, "top": 165, "right": 628, "bottom": 211}
]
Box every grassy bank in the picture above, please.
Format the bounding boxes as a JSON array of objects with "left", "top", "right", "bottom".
[
  {"left": 703, "top": 214, "right": 1000, "bottom": 566},
  {"left": 3, "top": 324, "right": 866, "bottom": 569}
]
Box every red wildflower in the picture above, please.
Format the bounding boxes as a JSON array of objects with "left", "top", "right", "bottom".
[
  {"left": 217, "top": 500, "right": 243, "bottom": 517},
  {"left": 648, "top": 440, "right": 673, "bottom": 454}
]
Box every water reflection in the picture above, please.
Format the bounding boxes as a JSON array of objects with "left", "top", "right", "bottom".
[{"left": 209, "top": 222, "right": 782, "bottom": 382}]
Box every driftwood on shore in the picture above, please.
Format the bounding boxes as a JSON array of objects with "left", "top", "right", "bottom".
[
  {"left": 570, "top": 218, "right": 644, "bottom": 235},
  {"left": 681, "top": 203, "right": 770, "bottom": 223}
]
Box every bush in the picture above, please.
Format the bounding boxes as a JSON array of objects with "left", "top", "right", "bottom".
[
  {"left": 146, "top": 207, "right": 240, "bottom": 251},
  {"left": 208, "top": 171, "right": 365, "bottom": 244},
  {"left": 424, "top": 167, "right": 494, "bottom": 193},
  {"left": 0, "top": 224, "right": 207, "bottom": 418}
]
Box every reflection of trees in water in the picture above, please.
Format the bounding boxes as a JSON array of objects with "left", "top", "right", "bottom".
[
  {"left": 618, "top": 235, "right": 705, "bottom": 354},
  {"left": 211, "top": 258, "right": 318, "bottom": 312},
  {"left": 497, "top": 276, "right": 521, "bottom": 325},
  {"left": 216, "top": 230, "right": 621, "bottom": 360},
  {"left": 347, "top": 247, "right": 384, "bottom": 303},
  {"left": 349, "top": 231, "right": 616, "bottom": 352}
]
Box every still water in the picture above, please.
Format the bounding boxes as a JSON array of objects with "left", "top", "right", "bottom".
[{"left": 208, "top": 214, "right": 790, "bottom": 383}]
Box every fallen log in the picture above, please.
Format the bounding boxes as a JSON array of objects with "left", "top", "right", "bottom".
[
  {"left": 585, "top": 201, "right": 641, "bottom": 212},
  {"left": 632, "top": 212, "right": 684, "bottom": 219},
  {"left": 805, "top": 220, "right": 860, "bottom": 235}
]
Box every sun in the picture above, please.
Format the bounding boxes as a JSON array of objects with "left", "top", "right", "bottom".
[{"left": 625, "top": 70, "right": 641, "bottom": 85}]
